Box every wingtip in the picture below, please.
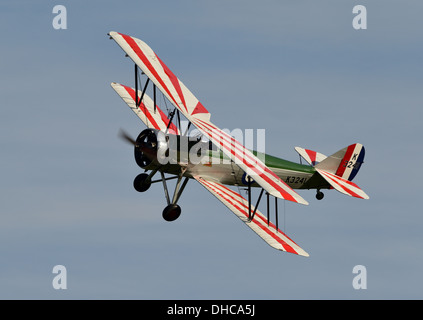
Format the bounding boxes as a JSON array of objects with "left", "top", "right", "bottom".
[
  {"left": 292, "top": 195, "right": 309, "bottom": 206},
  {"left": 281, "top": 247, "right": 310, "bottom": 257},
  {"left": 300, "top": 198, "right": 310, "bottom": 206}
]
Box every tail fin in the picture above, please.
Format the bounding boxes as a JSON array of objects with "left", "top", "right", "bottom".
[
  {"left": 315, "top": 143, "right": 365, "bottom": 182},
  {"left": 310, "top": 143, "right": 369, "bottom": 200}
]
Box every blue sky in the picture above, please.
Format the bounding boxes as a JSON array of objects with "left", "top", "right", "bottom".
[{"left": 1, "top": 1, "right": 422, "bottom": 299}]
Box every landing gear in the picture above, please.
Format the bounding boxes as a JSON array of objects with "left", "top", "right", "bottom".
[
  {"left": 133, "top": 173, "right": 151, "bottom": 192},
  {"left": 316, "top": 190, "right": 324, "bottom": 200},
  {"left": 159, "top": 169, "right": 189, "bottom": 222},
  {"left": 133, "top": 167, "right": 189, "bottom": 222},
  {"left": 162, "top": 204, "right": 181, "bottom": 222}
]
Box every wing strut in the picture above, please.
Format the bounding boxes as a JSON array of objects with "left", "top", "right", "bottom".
[
  {"left": 248, "top": 177, "right": 252, "bottom": 220},
  {"left": 134, "top": 64, "right": 139, "bottom": 107},
  {"left": 245, "top": 176, "right": 279, "bottom": 229},
  {"left": 266, "top": 192, "right": 270, "bottom": 227},
  {"left": 275, "top": 197, "right": 279, "bottom": 232},
  {"left": 249, "top": 188, "right": 265, "bottom": 222},
  {"left": 134, "top": 63, "right": 150, "bottom": 108},
  {"left": 153, "top": 84, "right": 157, "bottom": 113},
  {"left": 139, "top": 78, "right": 150, "bottom": 107},
  {"left": 165, "top": 108, "right": 177, "bottom": 134},
  {"left": 176, "top": 110, "right": 182, "bottom": 136}
]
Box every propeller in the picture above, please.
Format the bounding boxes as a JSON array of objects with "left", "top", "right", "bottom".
[
  {"left": 118, "top": 129, "right": 136, "bottom": 145},
  {"left": 119, "top": 128, "right": 158, "bottom": 169}
]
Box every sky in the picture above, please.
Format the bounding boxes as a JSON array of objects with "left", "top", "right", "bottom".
[{"left": 1, "top": 1, "right": 422, "bottom": 299}]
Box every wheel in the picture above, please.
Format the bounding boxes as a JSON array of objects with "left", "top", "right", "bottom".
[
  {"left": 133, "top": 173, "right": 151, "bottom": 192},
  {"left": 316, "top": 190, "right": 324, "bottom": 200},
  {"left": 162, "top": 204, "right": 181, "bottom": 222}
]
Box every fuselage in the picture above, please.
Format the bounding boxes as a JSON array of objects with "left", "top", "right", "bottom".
[
  {"left": 143, "top": 132, "right": 330, "bottom": 191},
  {"left": 184, "top": 150, "right": 316, "bottom": 189}
]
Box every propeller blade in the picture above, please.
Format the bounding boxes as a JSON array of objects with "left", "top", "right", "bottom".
[{"left": 118, "top": 129, "right": 136, "bottom": 145}]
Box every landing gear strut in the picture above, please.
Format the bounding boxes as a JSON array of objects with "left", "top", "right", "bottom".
[
  {"left": 160, "top": 168, "right": 189, "bottom": 222},
  {"left": 316, "top": 190, "right": 324, "bottom": 200},
  {"left": 133, "top": 167, "right": 188, "bottom": 222}
]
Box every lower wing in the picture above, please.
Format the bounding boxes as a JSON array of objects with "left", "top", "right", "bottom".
[
  {"left": 193, "top": 176, "right": 309, "bottom": 257},
  {"left": 111, "top": 82, "right": 180, "bottom": 134}
]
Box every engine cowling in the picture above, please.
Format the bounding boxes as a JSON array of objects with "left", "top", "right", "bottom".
[
  {"left": 134, "top": 128, "right": 176, "bottom": 169},
  {"left": 134, "top": 128, "right": 208, "bottom": 168},
  {"left": 134, "top": 129, "right": 159, "bottom": 169}
]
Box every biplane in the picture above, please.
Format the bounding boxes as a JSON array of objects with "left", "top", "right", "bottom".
[{"left": 108, "top": 31, "right": 369, "bottom": 257}]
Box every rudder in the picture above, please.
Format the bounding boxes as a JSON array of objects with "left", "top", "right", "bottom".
[
  {"left": 335, "top": 143, "right": 365, "bottom": 181},
  {"left": 315, "top": 143, "right": 365, "bottom": 181}
]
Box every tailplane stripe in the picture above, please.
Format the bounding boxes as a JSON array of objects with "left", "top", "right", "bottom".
[{"left": 316, "top": 169, "right": 369, "bottom": 200}]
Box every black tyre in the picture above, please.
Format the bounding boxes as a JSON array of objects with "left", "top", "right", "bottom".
[
  {"left": 162, "top": 204, "right": 181, "bottom": 222},
  {"left": 133, "top": 173, "right": 151, "bottom": 192},
  {"left": 316, "top": 191, "right": 324, "bottom": 200}
]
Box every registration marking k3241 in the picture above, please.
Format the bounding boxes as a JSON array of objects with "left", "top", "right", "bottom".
[{"left": 285, "top": 176, "right": 307, "bottom": 184}]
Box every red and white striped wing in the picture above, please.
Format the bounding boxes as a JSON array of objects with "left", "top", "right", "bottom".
[
  {"left": 194, "top": 176, "right": 309, "bottom": 257},
  {"left": 111, "top": 82, "right": 180, "bottom": 135},
  {"left": 109, "top": 31, "right": 308, "bottom": 205},
  {"left": 316, "top": 169, "right": 369, "bottom": 199},
  {"left": 192, "top": 118, "right": 308, "bottom": 204},
  {"left": 109, "top": 31, "right": 211, "bottom": 124}
]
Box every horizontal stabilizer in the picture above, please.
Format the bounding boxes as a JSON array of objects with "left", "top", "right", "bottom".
[
  {"left": 316, "top": 169, "right": 369, "bottom": 199},
  {"left": 194, "top": 176, "right": 309, "bottom": 257},
  {"left": 294, "top": 147, "right": 327, "bottom": 166}
]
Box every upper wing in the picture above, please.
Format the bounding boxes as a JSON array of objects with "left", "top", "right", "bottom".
[
  {"left": 111, "top": 82, "right": 180, "bottom": 135},
  {"left": 109, "top": 31, "right": 308, "bottom": 205},
  {"left": 194, "top": 176, "right": 309, "bottom": 257},
  {"left": 109, "top": 31, "right": 211, "bottom": 123},
  {"left": 192, "top": 118, "right": 308, "bottom": 204}
]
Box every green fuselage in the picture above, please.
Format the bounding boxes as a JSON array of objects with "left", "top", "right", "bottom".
[{"left": 154, "top": 145, "right": 330, "bottom": 191}]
